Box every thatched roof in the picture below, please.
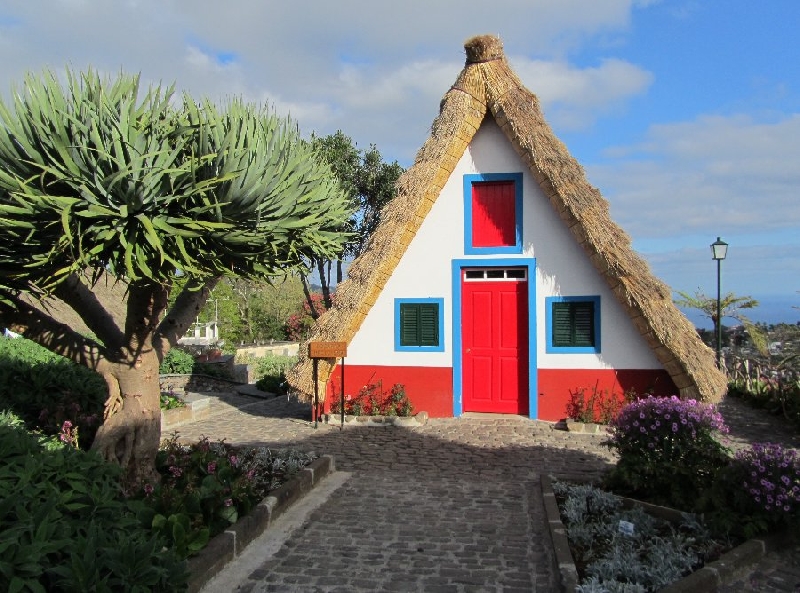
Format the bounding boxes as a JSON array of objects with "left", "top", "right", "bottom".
[{"left": 286, "top": 34, "right": 727, "bottom": 405}]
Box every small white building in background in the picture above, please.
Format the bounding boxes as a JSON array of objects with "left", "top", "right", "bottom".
[{"left": 178, "top": 321, "right": 220, "bottom": 347}]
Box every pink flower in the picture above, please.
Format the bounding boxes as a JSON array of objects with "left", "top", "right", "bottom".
[
  {"left": 207, "top": 462, "right": 217, "bottom": 474},
  {"left": 224, "top": 498, "right": 233, "bottom": 507}
]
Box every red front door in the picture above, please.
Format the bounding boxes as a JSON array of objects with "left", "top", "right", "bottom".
[{"left": 461, "top": 268, "right": 529, "bottom": 414}]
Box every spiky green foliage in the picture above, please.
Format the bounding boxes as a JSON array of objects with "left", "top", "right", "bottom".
[
  {"left": 0, "top": 68, "right": 352, "bottom": 480},
  {"left": 0, "top": 68, "right": 351, "bottom": 296}
]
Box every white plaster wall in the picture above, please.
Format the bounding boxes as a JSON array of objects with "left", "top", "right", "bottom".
[{"left": 347, "top": 119, "right": 663, "bottom": 370}]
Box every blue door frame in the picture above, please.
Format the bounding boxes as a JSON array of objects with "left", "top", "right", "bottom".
[{"left": 451, "top": 257, "right": 538, "bottom": 418}]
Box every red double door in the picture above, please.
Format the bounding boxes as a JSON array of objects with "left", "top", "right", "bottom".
[{"left": 461, "top": 269, "right": 529, "bottom": 415}]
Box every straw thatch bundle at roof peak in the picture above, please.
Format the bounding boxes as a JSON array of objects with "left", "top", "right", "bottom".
[
  {"left": 286, "top": 33, "right": 727, "bottom": 406},
  {"left": 464, "top": 34, "right": 505, "bottom": 63}
]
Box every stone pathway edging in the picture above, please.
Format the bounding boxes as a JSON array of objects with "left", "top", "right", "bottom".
[
  {"left": 541, "top": 474, "right": 788, "bottom": 593},
  {"left": 162, "top": 394, "right": 211, "bottom": 429},
  {"left": 185, "top": 454, "right": 335, "bottom": 593},
  {"left": 322, "top": 411, "right": 430, "bottom": 427}
]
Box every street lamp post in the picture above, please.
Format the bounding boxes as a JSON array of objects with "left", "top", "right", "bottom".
[{"left": 710, "top": 237, "right": 728, "bottom": 368}]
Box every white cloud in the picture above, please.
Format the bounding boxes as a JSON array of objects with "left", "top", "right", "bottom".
[
  {"left": 588, "top": 114, "right": 800, "bottom": 240},
  {"left": 513, "top": 57, "right": 653, "bottom": 129},
  {"left": 0, "top": 0, "right": 795, "bottom": 302}
]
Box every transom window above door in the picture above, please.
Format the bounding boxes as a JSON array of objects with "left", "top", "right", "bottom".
[
  {"left": 463, "top": 268, "right": 527, "bottom": 281},
  {"left": 463, "top": 173, "right": 523, "bottom": 255}
]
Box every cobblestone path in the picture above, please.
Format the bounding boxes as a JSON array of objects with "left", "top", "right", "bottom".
[{"left": 164, "top": 392, "right": 799, "bottom": 592}]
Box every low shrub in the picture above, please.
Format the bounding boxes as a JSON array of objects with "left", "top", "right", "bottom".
[
  {"left": 253, "top": 354, "right": 296, "bottom": 394},
  {"left": 160, "top": 348, "right": 233, "bottom": 380},
  {"left": 0, "top": 420, "right": 186, "bottom": 592},
  {"left": 603, "top": 396, "right": 730, "bottom": 510},
  {"left": 159, "top": 387, "right": 185, "bottom": 411},
  {"left": 0, "top": 336, "right": 105, "bottom": 447},
  {"left": 130, "top": 435, "right": 316, "bottom": 559},
  {"left": 159, "top": 348, "right": 195, "bottom": 375},
  {"left": 553, "top": 479, "right": 728, "bottom": 593},
  {"left": 330, "top": 382, "right": 413, "bottom": 417},
  {"left": 708, "top": 442, "right": 800, "bottom": 539},
  {"left": 566, "top": 383, "right": 638, "bottom": 424}
]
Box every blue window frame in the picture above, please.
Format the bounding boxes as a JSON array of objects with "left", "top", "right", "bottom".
[
  {"left": 394, "top": 298, "right": 445, "bottom": 352},
  {"left": 546, "top": 296, "right": 601, "bottom": 354},
  {"left": 463, "top": 173, "right": 523, "bottom": 254}
]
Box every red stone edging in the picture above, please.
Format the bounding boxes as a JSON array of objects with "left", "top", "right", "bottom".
[{"left": 185, "top": 455, "right": 335, "bottom": 593}]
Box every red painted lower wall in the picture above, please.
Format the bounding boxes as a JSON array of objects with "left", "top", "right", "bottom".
[
  {"left": 325, "top": 365, "right": 453, "bottom": 418},
  {"left": 323, "top": 365, "right": 677, "bottom": 421},
  {"left": 536, "top": 369, "right": 678, "bottom": 421}
]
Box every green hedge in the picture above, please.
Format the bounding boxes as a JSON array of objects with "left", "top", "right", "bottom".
[
  {"left": 0, "top": 337, "right": 106, "bottom": 445},
  {"left": 0, "top": 415, "right": 187, "bottom": 592},
  {"left": 160, "top": 348, "right": 233, "bottom": 380},
  {"left": 254, "top": 354, "right": 296, "bottom": 394}
]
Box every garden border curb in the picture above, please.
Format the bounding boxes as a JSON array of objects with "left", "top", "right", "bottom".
[
  {"left": 185, "top": 454, "right": 335, "bottom": 593},
  {"left": 322, "top": 411, "right": 429, "bottom": 427},
  {"left": 161, "top": 394, "right": 211, "bottom": 429},
  {"left": 541, "top": 474, "right": 789, "bottom": 592}
]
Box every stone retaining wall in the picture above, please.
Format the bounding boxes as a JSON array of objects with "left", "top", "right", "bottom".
[{"left": 160, "top": 374, "right": 243, "bottom": 395}]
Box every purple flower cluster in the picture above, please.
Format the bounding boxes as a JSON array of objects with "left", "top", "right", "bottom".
[
  {"left": 58, "top": 420, "right": 79, "bottom": 448},
  {"left": 608, "top": 395, "right": 728, "bottom": 455},
  {"left": 735, "top": 442, "right": 800, "bottom": 514}
]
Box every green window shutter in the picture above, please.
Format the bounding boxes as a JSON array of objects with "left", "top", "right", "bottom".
[
  {"left": 552, "top": 302, "right": 573, "bottom": 347},
  {"left": 399, "top": 303, "right": 439, "bottom": 347},
  {"left": 572, "top": 302, "right": 594, "bottom": 347},
  {"left": 418, "top": 303, "right": 439, "bottom": 346},
  {"left": 400, "top": 304, "right": 419, "bottom": 346},
  {"left": 551, "top": 301, "right": 595, "bottom": 347}
]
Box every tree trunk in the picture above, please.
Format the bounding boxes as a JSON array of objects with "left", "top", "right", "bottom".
[
  {"left": 300, "top": 272, "right": 321, "bottom": 320},
  {"left": 91, "top": 352, "right": 162, "bottom": 487},
  {"left": 317, "top": 259, "right": 333, "bottom": 309}
]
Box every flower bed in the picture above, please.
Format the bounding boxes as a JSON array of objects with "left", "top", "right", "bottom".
[
  {"left": 330, "top": 382, "right": 413, "bottom": 417},
  {"left": 603, "top": 396, "right": 800, "bottom": 540},
  {"left": 130, "top": 436, "right": 320, "bottom": 559},
  {"left": 542, "top": 476, "right": 790, "bottom": 593},
  {"left": 556, "top": 394, "right": 800, "bottom": 591},
  {"left": 184, "top": 455, "right": 334, "bottom": 593},
  {"left": 546, "top": 477, "right": 731, "bottom": 592}
]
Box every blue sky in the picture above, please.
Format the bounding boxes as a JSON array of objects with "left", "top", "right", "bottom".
[{"left": 0, "top": 1, "right": 798, "bottom": 323}]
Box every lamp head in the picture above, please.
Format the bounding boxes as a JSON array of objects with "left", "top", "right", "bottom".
[{"left": 711, "top": 237, "right": 728, "bottom": 260}]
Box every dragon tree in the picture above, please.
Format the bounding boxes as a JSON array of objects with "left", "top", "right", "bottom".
[{"left": 0, "top": 69, "right": 351, "bottom": 483}]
